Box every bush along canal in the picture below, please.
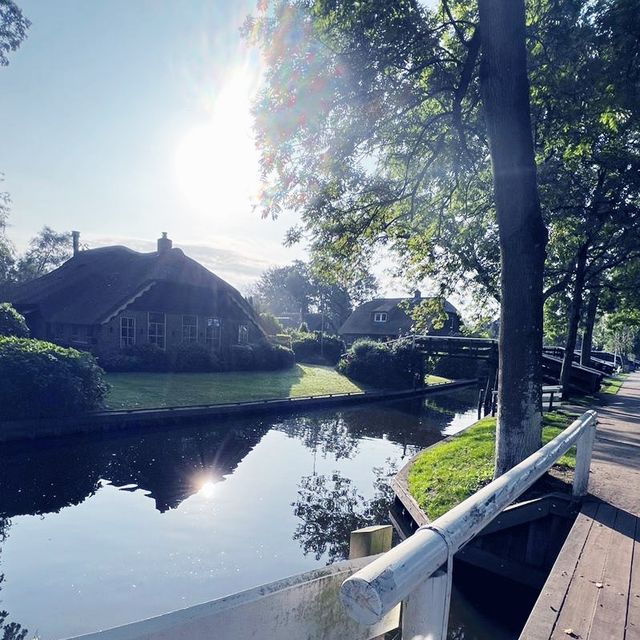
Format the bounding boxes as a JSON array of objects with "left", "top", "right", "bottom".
[{"left": 0, "top": 386, "right": 517, "bottom": 640}]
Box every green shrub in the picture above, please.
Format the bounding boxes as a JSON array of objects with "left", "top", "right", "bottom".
[
  {"left": 337, "top": 338, "right": 421, "bottom": 388},
  {"left": 252, "top": 340, "right": 295, "bottom": 370},
  {"left": 291, "top": 331, "right": 345, "bottom": 365},
  {"left": 259, "top": 312, "right": 284, "bottom": 335},
  {"left": 168, "top": 343, "right": 222, "bottom": 372},
  {"left": 0, "top": 337, "right": 108, "bottom": 419},
  {"left": 229, "top": 344, "right": 255, "bottom": 370},
  {"left": 0, "top": 302, "right": 30, "bottom": 337}
]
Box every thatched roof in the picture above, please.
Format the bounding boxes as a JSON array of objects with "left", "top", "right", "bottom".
[
  {"left": 339, "top": 297, "right": 458, "bottom": 337},
  {"left": 8, "top": 244, "right": 262, "bottom": 330}
]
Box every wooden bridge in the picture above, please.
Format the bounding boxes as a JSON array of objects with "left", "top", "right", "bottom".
[
  {"left": 519, "top": 372, "right": 640, "bottom": 639},
  {"left": 401, "top": 334, "right": 604, "bottom": 394}
]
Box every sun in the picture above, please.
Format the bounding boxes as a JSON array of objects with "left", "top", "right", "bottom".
[{"left": 175, "top": 69, "right": 261, "bottom": 216}]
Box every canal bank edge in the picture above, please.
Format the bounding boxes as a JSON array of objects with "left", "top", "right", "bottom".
[
  {"left": 0, "top": 379, "right": 478, "bottom": 443},
  {"left": 391, "top": 411, "right": 580, "bottom": 536},
  {"left": 391, "top": 422, "right": 472, "bottom": 535}
]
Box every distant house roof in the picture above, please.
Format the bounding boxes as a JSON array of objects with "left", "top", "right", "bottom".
[
  {"left": 8, "top": 242, "right": 262, "bottom": 331},
  {"left": 339, "top": 296, "right": 458, "bottom": 337}
]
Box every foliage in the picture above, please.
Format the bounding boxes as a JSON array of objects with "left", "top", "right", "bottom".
[
  {"left": 0, "top": 0, "right": 30, "bottom": 67},
  {"left": 253, "top": 259, "right": 377, "bottom": 329},
  {"left": 98, "top": 343, "right": 170, "bottom": 372},
  {"left": 252, "top": 340, "right": 296, "bottom": 370},
  {"left": 105, "top": 364, "right": 365, "bottom": 410},
  {"left": 259, "top": 311, "right": 284, "bottom": 335},
  {"left": 15, "top": 226, "right": 72, "bottom": 282},
  {"left": 292, "top": 464, "right": 397, "bottom": 563},
  {"left": 290, "top": 330, "right": 344, "bottom": 365},
  {"left": 230, "top": 341, "right": 295, "bottom": 371},
  {"left": 594, "top": 310, "right": 640, "bottom": 358},
  {"left": 0, "top": 302, "right": 29, "bottom": 337},
  {"left": 337, "top": 338, "right": 421, "bottom": 389},
  {"left": 0, "top": 337, "right": 108, "bottom": 419},
  {"left": 0, "top": 180, "right": 15, "bottom": 285},
  {"left": 168, "top": 342, "right": 223, "bottom": 373},
  {"left": 408, "top": 412, "right": 576, "bottom": 520}
]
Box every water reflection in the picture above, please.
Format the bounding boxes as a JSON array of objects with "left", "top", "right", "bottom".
[
  {"left": 0, "top": 391, "right": 484, "bottom": 639},
  {"left": 0, "top": 422, "right": 270, "bottom": 519},
  {"left": 0, "top": 520, "right": 27, "bottom": 640},
  {"left": 292, "top": 463, "right": 397, "bottom": 563}
]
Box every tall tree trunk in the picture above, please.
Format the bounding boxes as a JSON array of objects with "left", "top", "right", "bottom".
[
  {"left": 560, "top": 246, "right": 588, "bottom": 399},
  {"left": 580, "top": 287, "right": 599, "bottom": 368},
  {"left": 478, "top": 0, "right": 548, "bottom": 477}
]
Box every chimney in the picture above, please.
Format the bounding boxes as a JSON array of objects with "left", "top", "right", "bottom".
[
  {"left": 413, "top": 289, "right": 421, "bottom": 301},
  {"left": 72, "top": 231, "right": 80, "bottom": 256},
  {"left": 157, "top": 232, "right": 173, "bottom": 254}
]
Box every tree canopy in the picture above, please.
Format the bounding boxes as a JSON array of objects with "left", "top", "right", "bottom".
[{"left": 248, "top": 0, "right": 640, "bottom": 472}]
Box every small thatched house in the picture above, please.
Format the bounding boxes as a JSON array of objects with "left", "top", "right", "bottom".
[
  {"left": 8, "top": 233, "right": 264, "bottom": 357},
  {"left": 339, "top": 291, "right": 460, "bottom": 345}
]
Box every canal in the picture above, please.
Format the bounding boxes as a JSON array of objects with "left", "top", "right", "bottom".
[{"left": 0, "top": 388, "right": 517, "bottom": 639}]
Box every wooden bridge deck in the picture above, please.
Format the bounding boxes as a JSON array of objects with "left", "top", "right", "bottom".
[{"left": 520, "top": 373, "right": 640, "bottom": 640}]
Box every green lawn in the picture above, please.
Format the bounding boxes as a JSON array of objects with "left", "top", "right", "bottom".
[
  {"left": 105, "top": 364, "right": 367, "bottom": 410},
  {"left": 407, "top": 411, "right": 578, "bottom": 521},
  {"left": 426, "top": 374, "right": 451, "bottom": 385},
  {"left": 601, "top": 373, "right": 628, "bottom": 395}
]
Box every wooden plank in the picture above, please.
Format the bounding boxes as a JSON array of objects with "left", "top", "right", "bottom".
[
  {"left": 626, "top": 516, "right": 640, "bottom": 640},
  {"left": 590, "top": 509, "right": 636, "bottom": 640},
  {"left": 550, "top": 502, "right": 617, "bottom": 640},
  {"left": 519, "top": 500, "right": 598, "bottom": 640}
]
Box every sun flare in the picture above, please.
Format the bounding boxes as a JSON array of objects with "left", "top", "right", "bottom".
[{"left": 175, "top": 69, "right": 261, "bottom": 216}]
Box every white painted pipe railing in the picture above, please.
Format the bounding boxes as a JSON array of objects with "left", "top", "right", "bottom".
[{"left": 341, "top": 409, "right": 597, "bottom": 639}]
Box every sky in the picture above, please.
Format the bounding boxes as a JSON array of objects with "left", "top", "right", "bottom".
[
  {"left": 0, "top": 0, "right": 430, "bottom": 300},
  {"left": 0, "top": 0, "right": 313, "bottom": 292}
]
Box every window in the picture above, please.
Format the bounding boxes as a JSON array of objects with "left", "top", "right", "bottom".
[
  {"left": 182, "top": 315, "right": 198, "bottom": 342},
  {"left": 148, "top": 312, "right": 166, "bottom": 349},
  {"left": 373, "top": 312, "right": 388, "bottom": 323},
  {"left": 237, "top": 324, "right": 249, "bottom": 344},
  {"left": 205, "top": 317, "right": 221, "bottom": 349},
  {"left": 120, "top": 317, "right": 136, "bottom": 347}
]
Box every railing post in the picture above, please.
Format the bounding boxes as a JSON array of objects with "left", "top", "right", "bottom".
[
  {"left": 349, "top": 525, "right": 397, "bottom": 640},
  {"left": 548, "top": 391, "right": 554, "bottom": 412},
  {"left": 349, "top": 525, "right": 393, "bottom": 559},
  {"left": 401, "top": 563, "right": 452, "bottom": 640},
  {"left": 573, "top": 414, "right": 596, "bottom": 497}
]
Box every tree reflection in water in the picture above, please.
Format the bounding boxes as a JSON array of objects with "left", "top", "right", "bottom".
[
  {"left": 0, "top": 520, "right": 27, "bottom": 640},
  {"left": 292, "top": 462, "right": 397, "bottom": 563}
]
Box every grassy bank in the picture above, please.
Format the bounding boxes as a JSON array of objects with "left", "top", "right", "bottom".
[
  {"left": 601, "top": 373, "right": 628, "bottom": 395},
  {"left": 408, "top": 411, "right": 578, "bottom": 520},
  {"left": 106, "top": 364, "right": 366, "bottom": 410}
]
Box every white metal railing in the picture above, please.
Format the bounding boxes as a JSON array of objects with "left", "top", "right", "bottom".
[{"left": 340, "top": 409, "right": 597, "bottom": 639}]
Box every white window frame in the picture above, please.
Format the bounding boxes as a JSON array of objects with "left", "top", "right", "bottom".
[
  {"left": 237, "top": 324, "right": 249, "bottom": 344},
  {"left": 148, "top": 312, "right": 166, "bottom": 349},
  {"left": 373, "top": 312, "right": 388, "bottom": 323},
  {"left": 205, "top": 317, "right": 221, "bottom": 350},
  {"left": 182, "top": 314, "right": 198, "bottom": 343},
  {"left": 120, "top": 316, "right": 136, "bottom": 348}
]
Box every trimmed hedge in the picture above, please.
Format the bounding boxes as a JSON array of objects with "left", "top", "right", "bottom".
[
  {"left": 231, "top": 341, "right": 295, "bottom": 371},
  {"left": 336, "top": 338, "right": 423, "bottom": 389},
  {"left": 0, "top": 337, "right": 108, "bottom": 419},
  {"left": 290, "top": 331, "right": 345, "bottom": 365},
  {"left": 98, "top": 341, "right": 294, "bottom": 373},
  {"left": 0, "top": 302, "right": 30, "bottom": 338}
]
